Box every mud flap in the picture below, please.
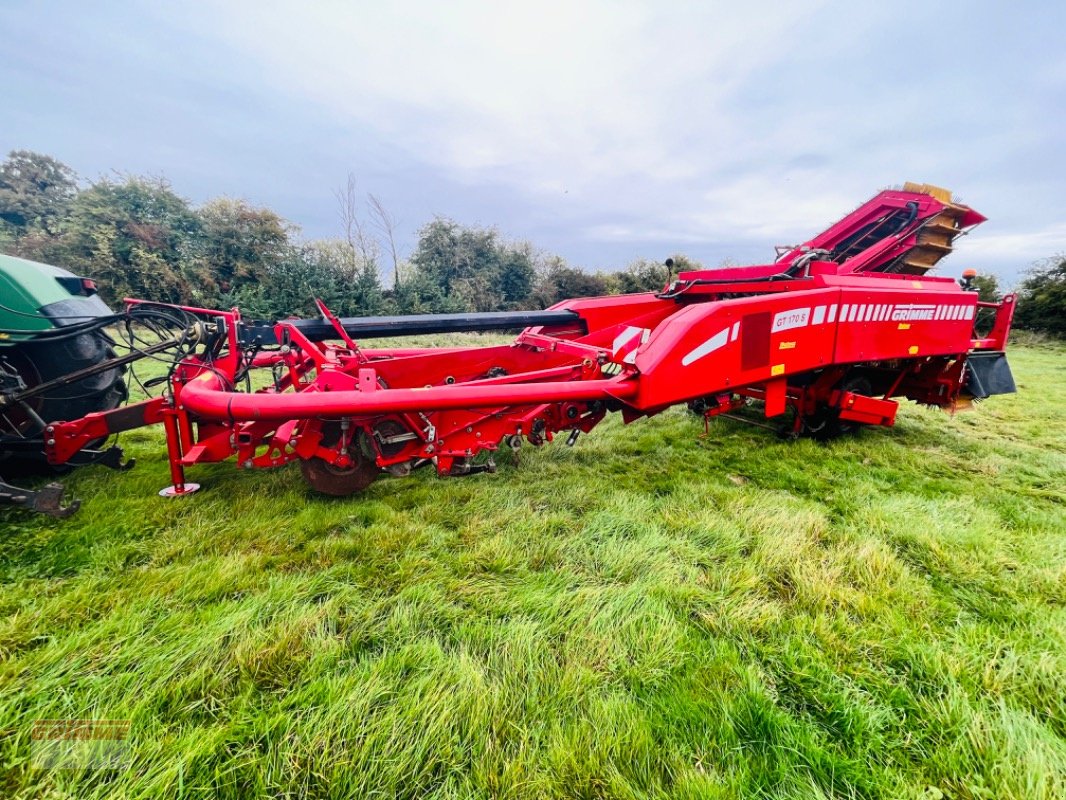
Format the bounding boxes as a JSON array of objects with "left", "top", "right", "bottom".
[{"left": 964, "top": 351, "right": 1016, "bottom": 398}]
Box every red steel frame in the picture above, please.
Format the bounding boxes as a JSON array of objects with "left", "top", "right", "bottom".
[{"left": 44, "top": 186, "right": 1016, "bottom": 497}]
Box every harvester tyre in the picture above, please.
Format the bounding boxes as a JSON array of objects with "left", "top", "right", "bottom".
[
  {"left": 299, "top": 455, "right": 379, "bottom": 496},
  {"left": 298, "top": 426, "right": 380, "bottom": 496},
  {"left": 801, "top": 374, "right": 873, "bottom": 440}
]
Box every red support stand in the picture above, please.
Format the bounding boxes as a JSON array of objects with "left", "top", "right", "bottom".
[{"left": 159, "top": 408, "right": 200, "bottom": 497}]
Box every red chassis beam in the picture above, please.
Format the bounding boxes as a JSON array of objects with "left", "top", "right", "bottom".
[{"left": 42, "top": 185, "right": 1016, "bottom": 499}]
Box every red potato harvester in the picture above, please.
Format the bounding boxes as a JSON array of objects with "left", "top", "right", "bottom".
[{"left": 10, "top": 183, "right": 1015, "bottom": 511}]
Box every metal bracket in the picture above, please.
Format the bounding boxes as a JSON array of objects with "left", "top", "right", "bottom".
[{"left": 0, "top": 479, "right": 80, "bottom": 518}]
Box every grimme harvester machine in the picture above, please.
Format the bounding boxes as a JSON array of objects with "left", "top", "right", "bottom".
[{"left": 1, "top": 184, "right": 1016, "bottom": 516}]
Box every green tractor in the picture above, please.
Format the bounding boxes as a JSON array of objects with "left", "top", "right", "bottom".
[{"left": 0, "top": 253, "right": 128, "bottom": 514}]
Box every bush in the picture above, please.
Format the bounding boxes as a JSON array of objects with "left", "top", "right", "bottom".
[
  {"left": 227, "top": 242, "right": 385, "bottom": 320},
  {"left": 1014, "top": 256, "right": 1066, "bottom": 337}
]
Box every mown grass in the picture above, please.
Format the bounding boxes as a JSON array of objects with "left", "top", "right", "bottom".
[{"left": 1, "top": 342, "right": 1064, "bottom": 799}]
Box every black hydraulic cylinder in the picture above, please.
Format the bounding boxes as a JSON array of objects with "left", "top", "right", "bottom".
[{"left": 239, "top": 310, "right": 586, "bottom": 346}]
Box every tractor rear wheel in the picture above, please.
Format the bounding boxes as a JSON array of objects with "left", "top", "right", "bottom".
[{"left": 1, "top": 330, "right": 127, "bottom": 438}]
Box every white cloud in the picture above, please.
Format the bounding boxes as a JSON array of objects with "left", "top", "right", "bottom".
[
  {"left": 152, "top": 1, "right": 1066, "bottom": 274},
  {"left": 170, "top": 1, "right": 831, "bottom": 189},
  {"left": 953, "top": 224, "right": 1066, "bottom": 277}
]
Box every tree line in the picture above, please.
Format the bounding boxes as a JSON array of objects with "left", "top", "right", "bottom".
[
  {"left": 0, "top": 149, "right": 1062, "bottom": 333},
  {"left": 0, "top": 150, "right": 681, "bottom": 320}
]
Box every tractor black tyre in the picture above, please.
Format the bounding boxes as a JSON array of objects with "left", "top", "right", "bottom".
[{"left": 1, "top": 330, "right": 127, "bottom": 442}]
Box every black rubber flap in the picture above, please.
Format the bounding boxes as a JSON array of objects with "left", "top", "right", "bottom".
[{"left": 965, "top": 351, "right": 1016, "bottom": 398}]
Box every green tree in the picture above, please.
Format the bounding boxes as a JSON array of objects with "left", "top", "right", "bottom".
[
  {"left": 615, "top": 258, "right": 671, "bottom": 294},
  {"left": 195, "top": 198, "right": 292, "bottom": 294},
  {"left": 498, "top": 242, "right": 537, "bottom": 305},
  {"left": 57, "top": 176, "right": 202, "bottom": 305},
  {"left": 531, "top": 256, "right": 616, "bottom": 307},
  {"left": 969, "top": 273, "right": 1002, "bottom": 303},
  {"left": 388, "top": 270, "right": 463, "bottom": 314},
  {"left": 0, "top": 150, "right": 77, "bottom": 239},
  {"left": 409, "top": 218, "right": 535, "bottom": 311},
  {"left": 1014, "top": 256, "right": 1066, "bottom": 336},
  {"left": 230, "top": 240, "right": 387, "bottom": 320},
  {"left": 305, "top": 240, "right": 385, "bottom": 316}
]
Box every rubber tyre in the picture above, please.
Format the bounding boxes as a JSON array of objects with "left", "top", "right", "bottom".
[
  {"left": 801, "top": 374, "right": 873, "bottom": 440},
  {"left": 1, "top": 331, "right": 127, "bottom": 436},
  {"left": 298, "top": 425, "right": 380, "bottom": 496}
]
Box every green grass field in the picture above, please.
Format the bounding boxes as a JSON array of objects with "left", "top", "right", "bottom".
[{"left": 2, "top": 341, "right": 1064, "bottom": 799}]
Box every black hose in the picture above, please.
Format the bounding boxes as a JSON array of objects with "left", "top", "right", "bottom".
[{"left": 0, "top": 306, "right": 125, "bottom": 338}]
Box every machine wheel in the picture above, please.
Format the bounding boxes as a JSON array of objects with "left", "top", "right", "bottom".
[
  {"left": 299, "top": 455, "right": 379, "bottom": 496},
  {"left": 0, "top": 331, "right": 127, "bottom": 458},
  {"left": 299, "top": 426, "right": 380, "bottom": 496},
  {"left": 801, "top": 374, "right": 873, "bottom": 440}
]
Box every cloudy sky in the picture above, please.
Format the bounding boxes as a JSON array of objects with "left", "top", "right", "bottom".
[{"left": 2, "top": 1, "right": 1063, "bottom": 281}]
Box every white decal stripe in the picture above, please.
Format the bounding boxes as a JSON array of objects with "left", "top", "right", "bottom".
[
  {"left": 828, "top": 304, "right": 838, "bottom": 323},
  {"left": 730, "top": 321, "right": 740, "bottom": 341},
  {"left": 612, "top": 326, "right": 642, "bottom": 353},
  {"left": 839, "top": 304, "right": 849, "bottom": 322},
  {"left": 681, "top": 328, "right": 730, "bottom": 366},
  {"left": 965, "top": 305, "right": 975, "bottom": 320},
  {"left": 952, "top": 305, "right": 962, "bottom": 320},
  {"left": 812, "top": 305, "right": 826, "bottom": 325},
  {"left": 934, "top": 305, "right": 943, "bottom": 320}
]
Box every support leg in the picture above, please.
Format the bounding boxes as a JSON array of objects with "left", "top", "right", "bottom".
[{"left": 159, "top": 409, "right": 200, "bottom": 497}]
